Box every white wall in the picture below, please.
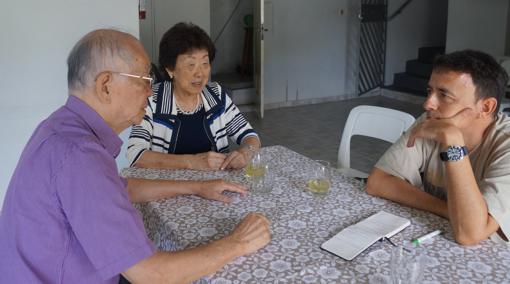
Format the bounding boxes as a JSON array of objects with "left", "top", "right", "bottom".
[
  {"left": 344, "top": 0, "right": 362, "bottom": 97},
  {"left": 139, "top": 0, "right": 156, "bottom": 61},
  {"left": 446, "top": 0, "right": 509, "bottom": 57},
  {"left": 264, "top": 0, "right": 349, "bottom": 104},
  {"left": 139, "top": 0, "right": 210, "bottom": 64},
  {"left": 0, "top": 0, "right": 139, "bottom": 209},
  {"left": 384, "top": 0, "right": 448, "bottom": 85},
  {"left": 211, "top": 0, "right": 254, "bottom": 75},
  {"left": 506, "top": 3, "right": 510, "bottom": 55}
]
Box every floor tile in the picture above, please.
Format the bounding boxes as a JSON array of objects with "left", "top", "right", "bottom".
[{"left": 241, "top": 95, "right": 422, "bottom": 173}]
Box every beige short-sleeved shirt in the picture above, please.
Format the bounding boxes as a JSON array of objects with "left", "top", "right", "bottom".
[{"left": 376, "top": 113, "right": 510, "bottom": 245}]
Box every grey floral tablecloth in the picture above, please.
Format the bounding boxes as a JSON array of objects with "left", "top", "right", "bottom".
[{"left": 122, "top": 146, "right": 510, "bottom": 283}]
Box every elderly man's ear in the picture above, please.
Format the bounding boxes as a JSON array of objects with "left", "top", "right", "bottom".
[{"left": 95, "top": 72, "right": 113, "bottom": 103}]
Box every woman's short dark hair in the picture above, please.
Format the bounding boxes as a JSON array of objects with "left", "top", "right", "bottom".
[
  {"left": 158, "top": 22, "right": 216, "bottom": 72},
  {"left": 432, "top": 50, "right": 509, "bottom": 112}
]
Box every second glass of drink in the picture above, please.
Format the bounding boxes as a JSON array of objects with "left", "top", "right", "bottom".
[{"left": 307, "top": 160, "right": 331, "bottom": 194}]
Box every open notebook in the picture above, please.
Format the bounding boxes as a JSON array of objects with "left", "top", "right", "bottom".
[{"left": 321, "top": 211, "right": 410, "bottom": 260}]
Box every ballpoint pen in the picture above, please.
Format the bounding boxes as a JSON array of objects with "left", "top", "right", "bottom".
[{"left": 412, "top": 230, "right": 442, "bottom": 246}]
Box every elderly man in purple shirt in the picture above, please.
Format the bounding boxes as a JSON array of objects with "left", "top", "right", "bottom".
[{"left": 0, "top": 29, "right": 270, "bottom": 283}]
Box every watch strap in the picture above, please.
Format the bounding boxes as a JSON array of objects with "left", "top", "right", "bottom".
[{"left": 440, "top": 145, "right": 468, "bottom": 162}]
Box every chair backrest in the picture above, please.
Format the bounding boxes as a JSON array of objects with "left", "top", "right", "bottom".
[
  {"left": 499, "top": 57, "right": 510, "bottom": 87},
  {"left": 498, "top": 57, "right": 510, "bottom": 115},
  {"left": 337, "top": 105, "right": 416, "bottom": 169}
]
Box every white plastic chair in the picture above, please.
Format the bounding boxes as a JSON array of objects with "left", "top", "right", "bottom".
[
  {"left": 499, "top": 97, "right": 510, "bottom": 115},
  {"left": 498, "top": 58, "right": 510, "bottom": 115},
  {"left": 337, "top": 105, "right": 416, "bottom": 178}
]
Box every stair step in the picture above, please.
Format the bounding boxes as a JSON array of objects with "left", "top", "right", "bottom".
[
  {"left": 418, "top": 46, "right": 445, "bottom": 64},
  {"left": 393, "top": 73, "right": 428, "bottom": 96},
  {"left": 212, "top": 73, "right": 255, "bottom": 106},
  {"left": 222, "top": 80, "right": 254, "bottom": 90},
  {"left": 230, "top": 87, "right": 256, "bottom": 106},
  {"left": 212, "top": 73, "right": 254, "bottom": 90},
  {"left": 406, "top": 59, "right": 433, "bottom": 78}
]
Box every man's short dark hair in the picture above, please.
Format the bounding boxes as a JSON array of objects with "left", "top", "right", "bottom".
[
  {"left": 432, "top": 50, "right": 509, "bottom": 112},
  {"left": 158, "top": 22, "right": 216, "bottom": 74}
]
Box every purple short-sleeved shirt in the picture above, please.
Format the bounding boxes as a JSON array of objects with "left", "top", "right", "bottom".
[{"left": 0, "top": 96, "right": 156, "bottom": 283}]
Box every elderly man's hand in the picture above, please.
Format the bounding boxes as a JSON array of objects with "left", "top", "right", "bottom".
[
  {"left": 407, "top": 108, "right": 475, "bottom": 148},
  {"left": 189, "top": 152, "right": 227, "bottom": 171},
  {"left": 194, "top": 179, "right": 248, "bottom": 203},
  {"left": 227, "top": 213, "right": 271, "bottom": 255},
  {"left": 220, "top": 147, "right": 253, "bottom": 170}
]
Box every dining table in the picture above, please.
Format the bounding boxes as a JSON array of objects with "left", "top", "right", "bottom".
[{"left": 122, "top": 145, "right": 510, "bottom": 283}]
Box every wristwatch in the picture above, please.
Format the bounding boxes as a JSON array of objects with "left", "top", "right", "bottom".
[{"left": 439, "top": 145, "right": 468, "bottom": 162}]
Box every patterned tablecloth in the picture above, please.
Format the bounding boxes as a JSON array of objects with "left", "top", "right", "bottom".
[{"left": 122, "top": 146, "right": 510, "bottom": 283}]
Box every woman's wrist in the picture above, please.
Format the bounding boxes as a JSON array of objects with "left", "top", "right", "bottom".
[
  {"left": 239, "top": 145, "right": 255, "bottom": 160},
  {"left": 184, "top": 154, "right": 195, "bottom": 170}
]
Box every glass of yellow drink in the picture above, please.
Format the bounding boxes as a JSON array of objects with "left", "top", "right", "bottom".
[
  {"left": 244, "top": 150, "right": 271, "bottom": 193},
  {"left": 245, "top": 161, "right": 267, "bottom": 179},
  {"left": 307, "top": 160, "right": 331, "bottom": 194},
  {"left": 245, "top": 150, "right": 266, "bottom": 179}
]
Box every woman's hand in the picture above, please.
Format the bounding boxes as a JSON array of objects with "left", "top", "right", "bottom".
[
  {"left": 194, "top": 179, "right": 248, "bottom": 203},
  {"left": 188, "top": 152, "right": 227, "bottom": 171},
  {"left": 220, "top": 148, "right": 252, "bottom": 170}
]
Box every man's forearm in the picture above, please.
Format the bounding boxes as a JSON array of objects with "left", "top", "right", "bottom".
[
  {"left": 444, "top": 159, "right": 499, "bottom": 244},
  {"left": 440, "top": 129, "right": 500, "bottom": 244},
  {"left": 366, "top": 168, "right": 448, "bottom": 218},
  {"left": 123, "top": 213, "right": 271, "bottom": 283},
  {"left": 126, "top": 178, "right": 201, "bottom": 203},
  {"left": 123, "top": 237, "right": 243, "bottom": 284}
]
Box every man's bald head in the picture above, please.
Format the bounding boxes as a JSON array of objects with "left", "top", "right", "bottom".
[{"left": 67, "top": 29, "right": 144, "bottom": 92}]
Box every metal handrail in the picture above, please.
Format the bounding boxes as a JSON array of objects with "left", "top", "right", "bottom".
[{"left": 387, "top": 0, "right": 414, "bottom": 21}]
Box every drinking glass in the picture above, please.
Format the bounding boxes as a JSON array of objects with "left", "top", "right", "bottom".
[
  {"left": 250, "top": 164, "right": 272, "bottom": 193},
  {"left": 245, "top": 150, "right": 271, "bottom": 193},
  {"left": 307, "top": 160, "right": 331, "bottom": 194},
  {"left": 390, "top": 246, "right": 426, "bottom": 284},
  {"left": 245, "top": 150, "right": 266, "bottom": 179}
]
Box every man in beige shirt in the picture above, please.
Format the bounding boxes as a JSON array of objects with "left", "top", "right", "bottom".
[{"left": 367, "top": 50, "right": 510, "bottom": 246}]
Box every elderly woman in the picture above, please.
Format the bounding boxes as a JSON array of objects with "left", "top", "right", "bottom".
[{"left": 127, "top": 22, "right": 260, "bottom": 171}]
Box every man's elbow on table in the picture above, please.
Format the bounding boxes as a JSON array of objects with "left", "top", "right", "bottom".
[
  {"left": 454, "top": 233, "right": 485, "bottom": 246},
  {"left": 454, "top": 226, "right": 495, "bottom": 246},
  {"left": 453, "top": 217, "right": 503, "bottom": 246},
  {"left": 365, "top": 167, "right": 387, "bottom": 197}
]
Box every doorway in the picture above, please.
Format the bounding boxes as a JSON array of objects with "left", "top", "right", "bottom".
[
  {"left": 138, "top": 0, "right": 261, "bottom": 109},
  {"left": 210, "top": 0, "right": 260, "bottom": 109},
  {"left": 357, "top": 0, "right": 388, "bottom": 95}
]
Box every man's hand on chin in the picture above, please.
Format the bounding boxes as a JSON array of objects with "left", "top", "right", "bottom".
[{"left": 407, "top": 108, "right": 476, "bottom": 147}]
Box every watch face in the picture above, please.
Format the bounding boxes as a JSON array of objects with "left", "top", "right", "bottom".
[
  {"left": 446, "top": 146, "right": 463, "bottom": 161},
  {"left": 440, "top": 145, "right": 467, "bottom": 162}
]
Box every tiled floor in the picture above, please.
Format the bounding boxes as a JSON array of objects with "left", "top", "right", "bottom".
[{"left": 241, "top": 95, "right": 424, "bottom": 174}]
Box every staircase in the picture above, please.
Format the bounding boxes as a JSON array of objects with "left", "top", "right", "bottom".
[
  {"left": 211, "top": 73, "right": 256, "bottom": 106},
  {"left": 390, "top": 46, "right": 445, "bottom": 96}
]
